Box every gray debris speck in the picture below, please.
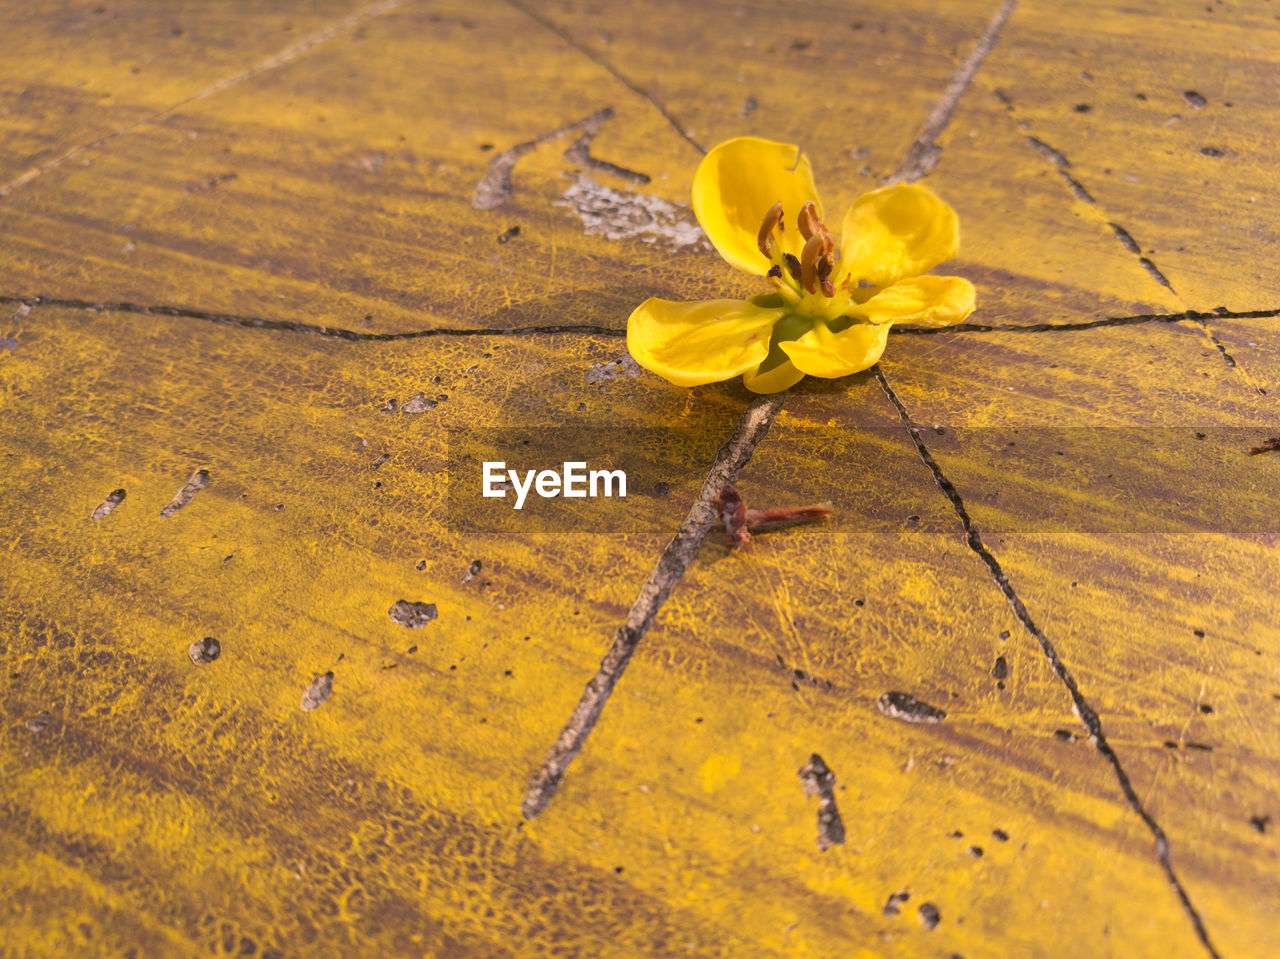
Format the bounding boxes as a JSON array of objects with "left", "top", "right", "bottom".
[
  {"left": 188, "top": 637, "right": 222, "bottom": 665},
  {"left": 586, "top": 354, "right": 643, "bottom": 385},
  {"left": 402, "top": 393, "right": 438, "bottom": 413},
  {"left": 877, "top": 691, "right": 947, "bottom": 724},
  {"left": 389, "top": 600, "right": 438, "bottom": 628},
  {"left": 301, "top": 671, "right": 334, "bottom": 711}
]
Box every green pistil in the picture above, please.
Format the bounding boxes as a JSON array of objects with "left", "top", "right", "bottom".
[{"left": 756, "top": 312, "right": 814, "bottom": 374}]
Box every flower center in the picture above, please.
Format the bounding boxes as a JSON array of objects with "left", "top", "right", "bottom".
[{"left": 757, "top": 200, "right": 838, "bottom": 301}]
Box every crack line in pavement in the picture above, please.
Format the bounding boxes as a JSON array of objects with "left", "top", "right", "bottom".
[
  {"left": 520, "top": 0, "right": 1020, "bottom": 819},
  {"left": 11, "top": 295, "right": 1276, "bottom": 344},
  {"left": 0, "top": 0, "right": 405, "bottom": 198},
  {"left": 500, "top": 0, "right": 705, "bottom": 155},
  {"left": 873, "top": 365, "right": 1223, "bottom": 959},
  {"left": 472, "top": 107, "right": 616, "bottom": 210},
  {"left": 0, "top": 295, "right": 623, "bottom": 339},
  {"left": 520, "top": 393, "right": 783, "bottom": 819},
  {"left": 887, "top": 0, "right": 1019, "bottom": 184},
  {"left": 897, "top": 305, "right": 1280, "bottom": 335}
]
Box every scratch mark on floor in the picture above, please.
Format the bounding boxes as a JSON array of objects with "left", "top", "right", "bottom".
[
  {"left": 1024, "top": 135, "right": 1095, "bottom": 203},
  {"left": 1107, "top": 222, "right": 1175, "bottom": 291}
]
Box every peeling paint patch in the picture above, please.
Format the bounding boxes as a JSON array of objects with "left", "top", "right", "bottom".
[
  {"left": 90, "top": 488, "right": 126, "bottom": 521},
  {"left": 389, "top": 600, "right": 437, "bottom": 628},
  {"left": 883, "top": 890, "right": 910, "bottom": 915},
  {"left": 585, "top": 353, "right": 643, "bottom": 385},
  {"left": 473, "top": 108, "right": 613, "bottom": 210},
  {"left": 160, "top": 469, "right": 210, "bottom": 518},
  {"left": 557, "top": 175, "right": 707, "bottom": 250},
  {"left": 301, "top": 671, "right": 333, "bottom": 711},
  {"left": 877, "top": 691, "right": 946, "bottom": 724},
  {"left": 563, "top": 132, "right": 650, "bottom": 184},
  {"left": 188, "top": 636, "right": 221, "bottom": 664},
  {"left": 401, "top": 393, "right": 438, "bottom": 413},
  {"left": 918, "top": 902, "right": 941, "bottom": 930},
  {"left": 798, "top": 753, "right": 846, "bottom": 851}
]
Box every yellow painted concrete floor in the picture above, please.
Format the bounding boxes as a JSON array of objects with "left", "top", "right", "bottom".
[{"left": 1, "top": 1, "right": 1278, "bottom": 956}]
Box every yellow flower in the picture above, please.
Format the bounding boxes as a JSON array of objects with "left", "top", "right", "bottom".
[{"left": 627, "top": 137, "right": 976, "bottom": 393}]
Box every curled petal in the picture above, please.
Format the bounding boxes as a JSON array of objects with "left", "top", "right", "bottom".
[
  {"left": 627, "top": 297, "right": 786, "bottom": 387},
  {"left": 779, "top": 321, "right": 890, "bottom": 379},
  {"left": 852, "top": 275, "right": 976, "bottom": 327},
  {"left": 743, "top": 357, "right": 806, "bottom": 394},
  {"left": 838, "top": 183, "right": 960, "bottom": 288},
  {"left": 693, "top": 137, "right": 822, "bottom": 275}
]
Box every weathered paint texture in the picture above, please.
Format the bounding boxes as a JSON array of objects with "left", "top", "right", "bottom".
[{"left": 1, "top": 1, "right": 1277, "bottom": 957}]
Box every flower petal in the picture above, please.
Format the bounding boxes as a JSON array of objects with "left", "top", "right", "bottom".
[
  {"left": 743, "top": 357, "right": 806, "bottom": 394},
  {"left": 779, "top": 321, "right": 890, "bottom": 379},
  {"left": 693, "top": 137, "right": 821, "bottom": 275},
  {"left": 627, "top": 297, "right": 786, "bottom": 387},
  {"left": 838, "top": 183, "right": 959, "bottom": 288},
  {"left": 852, "top": 275, "right": 976, "bottom": 328}
]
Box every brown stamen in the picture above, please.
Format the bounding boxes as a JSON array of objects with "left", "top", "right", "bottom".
[
  {"left": 766, "top": 264, "right": 783, "bottom": 279},
  {"left": 797, "top": 201, "right": 822, "bottom": 241},
  {"left": 757, "top": 201, "right": 784, "bottom": 259},
  {"left": 800, "top": 233, "right": 833, "bottom": 295},
  {"left": 715, "top": 483, "right": 833, "bottom": 547},
  {"left": 816, "top": 252, "right": 835, "bottom": 296}
]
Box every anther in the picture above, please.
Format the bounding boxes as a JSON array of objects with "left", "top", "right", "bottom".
[
  {"left": 767, "top": 264, "right": 783, "bottom": 279},
  {"left": 797, "top": 201, "right": 822, "bottom": 241},
  {"left": 800, "top": 233, "right": 834, "bottom": 295},
  {"left": 816, "top": 253, "right": 835, "bottom": 297},
  {"left": 757, "top": 201, "right": 784, "bottom": 259}
]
